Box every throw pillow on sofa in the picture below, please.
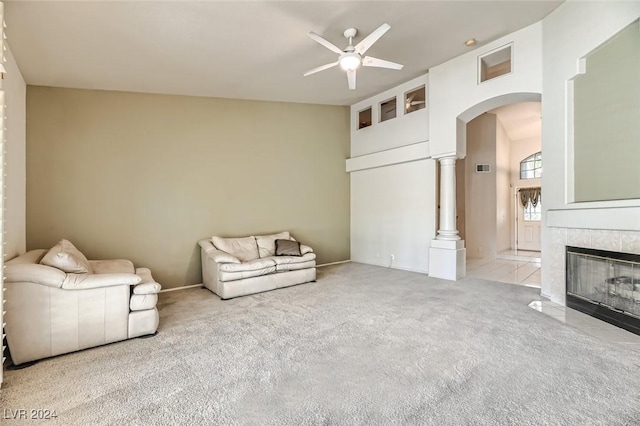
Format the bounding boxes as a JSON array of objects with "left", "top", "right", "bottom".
[
  {"left": 40, "top": 239, "right": 93, "bottom": 274},
  {"left": 275, "top": 239, "right": 302, "bottom": 256},
  {"left": 256, "top": 231, "right": 290, "bottom": 257}
]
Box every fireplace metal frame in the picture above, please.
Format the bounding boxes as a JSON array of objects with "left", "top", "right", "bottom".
[{"left": 566, "top": 246, "right": 640, "bottom": 336}]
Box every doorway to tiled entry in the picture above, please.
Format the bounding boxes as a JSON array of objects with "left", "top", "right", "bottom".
[{"left": 466, "top": 250, "right": 541, "bottom": 287}]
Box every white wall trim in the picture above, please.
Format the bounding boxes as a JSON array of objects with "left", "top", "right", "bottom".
[
  {"left": 547, "top": 206, "right": 640, "bottom": 230},
  {"left": 346, "top": 141, "right": 429, "bottom": 172},
  {"left": 317, "top": 260, "right": 351, "bottom": 267},
  {"left": 159, "top": 283, "right": 203, "bottom": 293},
  {"left": 352, "top": 259, "right": 428, "bottom": 274}
]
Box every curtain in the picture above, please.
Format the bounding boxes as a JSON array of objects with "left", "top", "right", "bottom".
[{"left": 519, "top": 187, "right": 541, "bottom": 207}]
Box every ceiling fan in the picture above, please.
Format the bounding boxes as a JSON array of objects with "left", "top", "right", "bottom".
[
  {"left": 303, "top": 23, "right": 404, "bottom": 90},
  {"left": 405, "top": 93, "right": 426, "bottom": 110}
]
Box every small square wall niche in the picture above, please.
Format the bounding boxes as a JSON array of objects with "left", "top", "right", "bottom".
[
  {"left": 478, "top": 44, "right": 512, "bottom": 83},
  {"left": 405, "top": 86, "right": 426, "bottom": 114},
  {"left": 358, "top": 107, "right": 372, "bottom": 130},
  {"left": 380, "top": 97, "right": 397, "bottom": 123}
]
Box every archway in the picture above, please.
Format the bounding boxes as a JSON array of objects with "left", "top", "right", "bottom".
[{"left": 458, "top": 93, "right": 543, "bottom": 286}]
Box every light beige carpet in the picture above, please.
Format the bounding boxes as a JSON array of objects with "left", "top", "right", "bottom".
[{"left": 1, "top": 262, "right": 640, "bottom": 425}]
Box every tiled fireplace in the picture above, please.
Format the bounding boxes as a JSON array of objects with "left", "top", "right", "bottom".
[
  {"left": 546, "top": 228, "right": 640, "bottom": 306},
  {"left": 566, "top": 246, "right": 640, "bottom": 335}
]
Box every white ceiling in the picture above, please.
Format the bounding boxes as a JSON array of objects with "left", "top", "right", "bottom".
[
  {"left": 491, "top": 101, "right": 541, "bottom": 142},
  {"left": 4, "top": 1, "right": 562, "bottom": 106}
]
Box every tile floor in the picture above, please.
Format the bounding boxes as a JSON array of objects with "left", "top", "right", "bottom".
[
  {"left": 465, "top": 252, "right": 640, "bottom": 352},
  {"left": 497, "top": 249, "right": 541, "bottom": 262},
  {"left": 466, "top": 256, "right": 541, "bottom": 288},
  {"left": 529, "top": 300, "right": 640, "bottom": 352}
]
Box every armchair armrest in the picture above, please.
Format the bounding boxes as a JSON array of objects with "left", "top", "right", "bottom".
[
  {"left": 62, "top": 273, "right": 142, "bottom": 290},
  {"left": 199, "top": 239, "right": 241, "bottom": 264},
  {"left": 5, "top": 263, "right": 66, "bottom": 288},
  {"left": 133, "top": 267, "right": 162, "bottom": 294}
]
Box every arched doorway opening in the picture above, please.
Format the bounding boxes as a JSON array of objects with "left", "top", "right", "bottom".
[{"left": 456, "top": 93, "right": 543, "bottom": 286}]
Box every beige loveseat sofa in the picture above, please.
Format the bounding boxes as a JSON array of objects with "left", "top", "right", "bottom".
[
  {"left": 4, "top": 240, "right": 161, "bottom": 365},
  {"left": 199, "top": 232, "right": 316, "bottom": 299}
]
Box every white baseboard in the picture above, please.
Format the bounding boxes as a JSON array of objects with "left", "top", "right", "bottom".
[
  {"left": 160, "top": 261, "right": 351, "bottom": 292},
  {"left": 350, "top": 260, "right": 428, "bottom": 274},
  {"left": 317, "top": 260, "right": 351, "bottom": 267},
  {"left": 159, "top": 283, "right": 204, "bottom": 293}
]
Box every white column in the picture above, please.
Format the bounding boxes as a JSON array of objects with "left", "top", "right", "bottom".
[
  {"left": 429, "top": 155, "right": 465, "bottom": 280},
  {"left": 436, "top": 156, "right": 460, "bottom": 240}
]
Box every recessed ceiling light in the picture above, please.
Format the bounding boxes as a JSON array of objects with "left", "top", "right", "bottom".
[{"left": 465, "top": 38, "right": 476, "bottom": 47}]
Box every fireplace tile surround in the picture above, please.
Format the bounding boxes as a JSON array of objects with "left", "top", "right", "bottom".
[{"left": 547, "top": 228, "right": 640, "bottom": 305}]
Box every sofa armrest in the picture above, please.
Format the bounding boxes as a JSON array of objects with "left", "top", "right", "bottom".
[
  {"left": 62, "top": 273, "right": 142, "bottom": 290},
  {"left": 133, "top": 267, "right": 162, "bottom": 294},
  {"left": 199, "top": 239, "right": 241, "bottom": 264},
  {"left": 4, "top": 263, "right": 66, "bottom": 288},
  {"left": 198, "top": 239, "right": 216, "bottom": 252},
  {"left": 300, "top": 244, "right": 314, "bottom": 255}
]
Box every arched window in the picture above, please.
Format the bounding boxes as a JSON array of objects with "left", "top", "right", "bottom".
[{"left": 520, "top": 151, "right": 542, "bottom": 179}]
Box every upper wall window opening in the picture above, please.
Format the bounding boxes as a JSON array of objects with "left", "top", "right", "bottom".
[
  {"left": 478, "top": 44, "right": 513, "bottom": 83},
  {"left": 405, "top": 86, "right": 426, "bottom": 114},
  {"left": 520, "top": 151, "right": 542, "bottom": 179},
  {"left": 380, "top": 97, "right": 397, "bottom": 123},
  {"left": 358, "top": 107, "right": 372, "bottom": 130}
]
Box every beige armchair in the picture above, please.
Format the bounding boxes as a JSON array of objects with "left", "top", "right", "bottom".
[{"left": 4, "top": 241, "right": 161, "bottom": 365}]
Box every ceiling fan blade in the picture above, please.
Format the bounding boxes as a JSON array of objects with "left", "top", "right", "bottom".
[
  {"left": 303, "top": 61, "right": 339, "bottom": 77},
  {"left": 362, "top": 56, "right": 404, "bottom": 70},
  {"left": 307, "top": 31, "right": 344, "bottom": 54},
  {"left": 411, "top": 100, "right": 426, "bottom": 105},
  {"left": 347, "top": 69, "right": 356, "bottom": 90},
  {"left": 354, "top": 23, "right": 391, "bottom": 55}
]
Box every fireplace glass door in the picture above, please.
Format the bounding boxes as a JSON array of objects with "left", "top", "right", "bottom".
[{"left": 567, "top": 247, "right": 640, "bottom": 333}]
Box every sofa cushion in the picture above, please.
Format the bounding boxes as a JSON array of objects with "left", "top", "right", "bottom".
[
  {"left": 6, "top": 249, "right": 47, "bottom": 265},
  {"left": 275, "top": 239, "right": 301, "bottom": 256},
  {"left": 256, "top": 231, "right": 290, "bottom": 258},
  {"left": 212, "top": 236, "right": 259, "bottom": 262},
  {"left": 266, "top": 253, "right": 316, "bottom": 272},
  {"left": 268, "top": 252, "right": 316, "bottom": 265},
  {"left": 130, "top": 294, "right": 158, "bottom": 311},
  {"left": 89, "top": 259, "right": 135, "bottom": 274},
  {"left": 219, "top": 265, "right": 277, "bottom": 282},
  {"left": 219, "top": 257, "right": 276, "bottom": 272},
  {"left": 275, "top": 260, "right": 317, "bottom": 272},
  {"left": 40, "top": 239, "right": 93, "bottom": 274}
]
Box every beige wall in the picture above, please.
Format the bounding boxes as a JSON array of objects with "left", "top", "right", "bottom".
[
  {"left": 26, "top": 86, "right": 350, "bottom": 289},
  {"left": 464, "top": 113, "right": 497, "bottom": 259}
]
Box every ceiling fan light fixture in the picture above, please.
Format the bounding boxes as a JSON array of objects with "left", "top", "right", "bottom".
[{"left": 339, "top": 53, "right": 361, "bottom": 71}]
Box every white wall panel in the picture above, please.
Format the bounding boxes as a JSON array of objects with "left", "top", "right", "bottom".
[
  {"left": 350, "top": 159, "right": 436, "bottom": 273},
  {"left": 2, "top": 44, "right": 26, "bottom": 259}
]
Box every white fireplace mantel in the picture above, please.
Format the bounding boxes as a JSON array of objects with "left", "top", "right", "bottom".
[{"left": 547, "top": 206, "right": 640, "bottom": 231}]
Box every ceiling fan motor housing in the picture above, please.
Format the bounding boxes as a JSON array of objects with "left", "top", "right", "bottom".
[{"left": 343, "top": 28, "right": 358, "bottom": 39}]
